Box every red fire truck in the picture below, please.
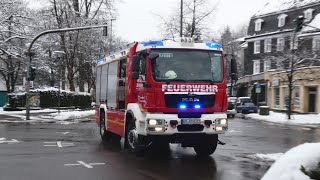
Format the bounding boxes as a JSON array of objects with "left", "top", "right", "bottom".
[{"left": 95, "top": 38, "right": 231, "bottom": 156}]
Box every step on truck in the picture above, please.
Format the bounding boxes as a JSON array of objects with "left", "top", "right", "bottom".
[{"left": 95, "top": 38, "right": 235, "bottom": 156}]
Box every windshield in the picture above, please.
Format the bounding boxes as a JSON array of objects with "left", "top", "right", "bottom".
[{"left": 151, "top": 49, "right": 223, "bottom": 82}]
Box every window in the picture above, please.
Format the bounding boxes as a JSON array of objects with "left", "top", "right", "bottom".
[
  {"left": 290, "top": 37, "right": 298, "bottom": 50},
  {"left": 277, "top": 38, "right": 284, "bottom": 51},
  {"left": 253, "top": 60, "right": 260, "bottom": 74},
  {"left": 293, "top": 86, "right": 300, "bottom": 111},
  {"left": 304, "top": 9, "right": 314, "bottom": 22},
  {"left": 312, "top": 36, "right": 320, "bottom": 51},
  {"left": 274, "top": 87, "right": 280, "bottom": 108},
  {"left": 95, "top": 66, "right": 102, "bottom": 104},
  {"left": 255, "top": 19, "right": 264, "bottom": 31},
  {"left": 254, "top": 41, "right": 260, "bottom": 54},
  {"left": 107, "top": 62, "right": 117, "bottom": 108},
  {"left": 264, "top": 39, "right": 272, "bottom": 52},
  {"left": 277, "top": 14, "right": 287, "bottom": 27},
  {"left": 151, "top": 50, "right": 223, "bottom": 82},
  {"left": 264, "top": 60, "right": 271, "bottom": 72}
]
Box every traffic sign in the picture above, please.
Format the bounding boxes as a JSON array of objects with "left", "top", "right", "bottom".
[{"left": 255, "top": 83, "right": 261, "bottom": 94}]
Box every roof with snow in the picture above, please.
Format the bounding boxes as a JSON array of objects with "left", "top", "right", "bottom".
[
  {"left": 302, "top": 13, "right": 320, "bottom": 32},
  {"left": 254, "top": 0, "right": 320, "bottom": 17}
]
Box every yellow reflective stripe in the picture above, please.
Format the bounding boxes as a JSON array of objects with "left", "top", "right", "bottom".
[{"left": 107, "top": 119, "right": 125, "bottom": 126}]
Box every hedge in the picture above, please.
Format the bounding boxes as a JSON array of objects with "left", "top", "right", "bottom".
[{"left": 6, "top": 87, "right": 91, "bottom": 109}]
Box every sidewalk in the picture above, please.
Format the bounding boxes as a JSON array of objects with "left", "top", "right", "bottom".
[
  {"left": 0, "top": 108, "right": 95, "bottom": 123},
  {"left": 244, "top": 111, "right": 320, "bottom": 128}
]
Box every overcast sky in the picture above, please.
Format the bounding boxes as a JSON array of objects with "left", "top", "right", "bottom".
[
  {"left": 114, "top": 0, "right": 271, "bottom": 42},
  {"left": 26, "top": 0, "right": 271, "bottom": 42}
]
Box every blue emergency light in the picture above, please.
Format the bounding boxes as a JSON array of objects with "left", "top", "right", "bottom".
[
  {"left": 194, "top": 104, "right": 201, "bottom": 109},
  {"left": 142, "top": 40, "right": 164, "bottom": 47},
  {"left": 179, "top": 104, "right": 187, "bottom": 109},
  {"left": 205, "top": 42, "right": 222, "bottom": 49}
]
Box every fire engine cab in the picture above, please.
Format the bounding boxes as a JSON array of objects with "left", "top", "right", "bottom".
[{"left": 95, "top": 38, "right": 230, "bottom": 156}]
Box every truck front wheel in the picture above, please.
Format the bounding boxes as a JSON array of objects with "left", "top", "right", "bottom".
[
  {"left": 100, "top": 111, "right": 112, "bottom": 142},
  {"left": 193, "top": 135, "right": 218, "bottom": 156}
]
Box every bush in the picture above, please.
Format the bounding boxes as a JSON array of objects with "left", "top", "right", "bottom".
[
  {"left": 6, "top": 87, "right": 91, "bottom": 109},
  {"left": 301, "top": 163, "right": 320, "bottom": 180}
]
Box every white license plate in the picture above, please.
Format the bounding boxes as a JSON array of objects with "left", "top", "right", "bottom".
[{"left": 181, "top": 119, "right": 201, "bottom": 125}]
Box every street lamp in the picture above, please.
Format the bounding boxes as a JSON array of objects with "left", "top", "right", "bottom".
[
  {"left": 25, "top": 24, "right": 107, "bottom": 120},
  {"left": 53, "top": 51, "right": 65, "bottom": 114}
]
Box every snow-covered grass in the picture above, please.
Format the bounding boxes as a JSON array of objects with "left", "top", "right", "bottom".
[
  {"left": 42, "top": 109, "right": 95, "bottom": 120},
  {"left": 0, "top": 108, "right": 58, "bottom": 115},
  {"left": 0, "top": 108, "right": 94, "bottom": 123},
  {"left": 246, "top": 111, "right": 320, "bottom": 125},
  {"left": 262, "top": 143, "right": 320, "bottom": 180}
]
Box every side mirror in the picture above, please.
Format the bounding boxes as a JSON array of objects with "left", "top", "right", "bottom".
[
  {"left": 132, "top": 72, "right": 139, "bottom": 80},
  {"left": 230, "top": 58, "right": 238, "bottom": 81},
  {"left": 132, "top": 56, "right": 141, "bottom": 72},
  {"left": 149, "top": 52, "right": 159, "bottom": 61}
]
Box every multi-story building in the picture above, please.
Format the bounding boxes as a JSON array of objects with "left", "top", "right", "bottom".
[{"left": 237, "top": 0, "right": 320, "bottom": 113}]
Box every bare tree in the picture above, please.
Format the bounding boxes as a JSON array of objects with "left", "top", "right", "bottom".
[
  {"left": 42, "top": 0, "right": 116, "bottom": 91},
  {"left": 157, "top": 0, "right": 218, "bottom": 41},
  {"left": 263, "top": 35, "right": 320, "bottom": 119},
  {"left": 0, "top": 0, "right": 35, "bottom": 92}
]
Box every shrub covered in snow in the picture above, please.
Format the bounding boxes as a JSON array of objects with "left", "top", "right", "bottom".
[
  {"left": 301, "top": 163, "right": 320, "bottom": 180},
  {"left": 6, "top": 87, "right": 91, "bottom": 109}
]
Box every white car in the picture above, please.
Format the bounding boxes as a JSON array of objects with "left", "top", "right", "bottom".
[{"left": 227, "top": 102, "right": 236, "bottom": 118}]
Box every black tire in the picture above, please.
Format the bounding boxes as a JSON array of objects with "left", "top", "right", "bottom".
[
  {"left": 125, "top": 120, "right": 137, "bottom": 152},
  {"left": 100, "top": 111, "right": 112, "bottom": 142},
  {"left": 193, "top": 135, "right": 218, "bottom": 156},
  {"left": 231, "top": 114, "right": 235, "bottom": 118}
]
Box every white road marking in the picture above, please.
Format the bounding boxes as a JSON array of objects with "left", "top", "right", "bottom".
[
  {"left": 43, "top": 141, "right": 74, "bottom": 147},
  {"left": 77, "top": 161, "right": 93, "bottom": 168},
  {"left": 0, "top": 138, "right": 20, "bottom": 144},
  {"left": 64, "top": 164, "right": 81, "bottom": 166},
  {"left": 64, "top": 161, "right": 106, "bottom": 168},
  {"left": 56, "top": 132, "right": 71, "bottom": 135}
]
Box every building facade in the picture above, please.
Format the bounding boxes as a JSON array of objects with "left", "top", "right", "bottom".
[{"left": 237, "top": 0, "right": 320, "bottom": 113}]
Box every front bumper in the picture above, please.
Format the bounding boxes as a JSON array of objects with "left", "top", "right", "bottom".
[{"left": 136, "top": 113, "right": 228, "bottom": 136}]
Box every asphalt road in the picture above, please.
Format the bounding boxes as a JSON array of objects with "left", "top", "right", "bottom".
[{"left": 0, "top": 116, "right": 319, "bottom": 180}]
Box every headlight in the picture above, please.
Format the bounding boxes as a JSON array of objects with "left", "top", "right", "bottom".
[
  {"left": 147, "top": 119, "right": 163, "bottom": 125},
  {"left": 220, "top": 119, "right": 227, "bottom": 125},
  {"left": 149, "top": 119, "right": 157, "bottom": 125}
]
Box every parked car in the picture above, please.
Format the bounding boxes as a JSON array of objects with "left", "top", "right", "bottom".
[
  {"left": 227, "top": 101, "right": 236, "bottom": 118},
  {"left": 236, "top": 102, "right": 258, "bottom": 114},
  {"left": 227, "top": 97, "right": 237, "bottom": 104},
  {"left": 236, "top": 97, "right": 252, "bottom": 106}
]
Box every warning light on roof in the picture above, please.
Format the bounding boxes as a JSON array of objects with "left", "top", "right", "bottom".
[
  {"left": 205, "top": 42, "right": 222, "bottom": 49},
  {"left": 142, "top": 41, "right": 164, "bottom": 47}
]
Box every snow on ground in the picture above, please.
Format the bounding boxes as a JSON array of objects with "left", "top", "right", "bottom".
[
  {"left": 246, "top": 111, "right": 320, "bottom": 125},
  {"left": 0, "top": 107, "right": 94, "bottom": 123},
  {"left": 0, "top": 107, "right": 58, "bottom": 115},
  {"left": 43, "top": 109, "right": 95, "bottom": 120},
  {"left": 262, "top": 143, "right": 320, "bottom": 180},
  {"left": 247, "top": 153, "right": 283, "bottom": 162}
]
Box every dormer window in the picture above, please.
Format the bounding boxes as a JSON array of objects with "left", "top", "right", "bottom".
[
  {"left": 277, "top": 14, "right": 288, "bottom": 27},
  {"left": 304, "top": 9, "right": 314, "bottom": 22},
  {"left": 255, "top": 19, "right": 264, "bottom": 31}
]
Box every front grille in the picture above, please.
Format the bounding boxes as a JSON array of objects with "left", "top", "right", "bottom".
[
  {"left": 178, "top": 112, "right": 202, "bottom": 118},
  {"left": 164, "top": 94, "right": 215, "bottom": 108},
  {"left": 177, "top": 125, "right": 204, "bottom": 132}
]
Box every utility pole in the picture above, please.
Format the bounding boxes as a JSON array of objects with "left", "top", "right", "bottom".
[
  {"left": 25, "top": 25, "right": 107, "bottom": 120},
  {"left": 180, "top": 0, "right": 183, "bottom": 37}
]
